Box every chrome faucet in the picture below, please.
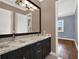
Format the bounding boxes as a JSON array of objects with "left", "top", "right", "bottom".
[{"left": 12, "top": 34, "right": 15, "bottom": 41}]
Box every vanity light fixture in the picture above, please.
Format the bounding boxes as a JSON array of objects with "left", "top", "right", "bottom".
[
  {"left": 33, "top": 6, "right": 37, "bottom": 10},
  {"left": 29, "top": 8, "right": 34, "bottom": 11},
  {"left": 22, "top": 0, "right": 30, "bottom": 5},
  {"left": 19, "top": 2, "right": 26, "bottom": 7},
  {"left": 29, "top": 3, "right": 34, "bottom": 8},
  {"left": 16, "top": 0, "right": 38, "bottom": 11}
]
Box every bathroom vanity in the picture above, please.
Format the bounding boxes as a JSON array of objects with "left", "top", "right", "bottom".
[{"left": 0, "top": 36, "right": 51, "bottom": 59}]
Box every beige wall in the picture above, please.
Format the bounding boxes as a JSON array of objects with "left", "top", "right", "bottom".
[
  {"left": 32, "top": 9, "right": 40, "bottom": 32},
  {"left": 40, "top": 0, "right": 56, "bottom": 52}
]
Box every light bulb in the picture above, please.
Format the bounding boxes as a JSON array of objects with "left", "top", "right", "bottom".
[
  {"left": 19, "top": 2, "right": 25, "bottom": 7},
  {"left": 29, "top": 8, "right": 34, "bottom": 11},
  {"left": 29, "top": 4, "right": 33, "bottom": 7},
  {"left": 22, "top": 0, "right": 30, "bottom": 5},
  {"left": 33, "top": 6, "right": 37, "bottom": 10},
  {"left": 21, "top": 3, "right": 26, "bottom": 7},
  {"left": 38, "top": 0, "right": 44, "bottom": 2}
]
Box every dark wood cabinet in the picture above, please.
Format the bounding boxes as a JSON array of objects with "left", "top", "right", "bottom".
[
  {"left": 0, "top": 37, "right": 51, "bottom": 59},
  {"left": 31, "top": 42, "right": 43, "bottom": 59},
  {"left": 42, "top": 37, "right": 51, "bottom": 58}
]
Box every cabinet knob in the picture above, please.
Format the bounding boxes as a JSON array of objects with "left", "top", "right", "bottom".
[
  {"left": 23, "top": 57, "right": 26, "bottom": 59},
  {"left": 36, "top": 43, "right": 41, "bottom": 45},
  {"left": 37, "top": 50, "right": 41, "bottom": 53}
]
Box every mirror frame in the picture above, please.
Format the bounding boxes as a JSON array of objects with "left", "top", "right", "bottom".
[{"left": 0, "top": 0, "right": 41, "bottom": 38}]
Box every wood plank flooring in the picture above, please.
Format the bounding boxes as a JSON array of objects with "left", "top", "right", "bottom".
[{"left": 58, "top": 39, "right": 78, "bottom": 59}]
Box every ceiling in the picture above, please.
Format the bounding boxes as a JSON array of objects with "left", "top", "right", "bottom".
[{"left": 56, "top": 0, "right": 77, "bottom": 17}]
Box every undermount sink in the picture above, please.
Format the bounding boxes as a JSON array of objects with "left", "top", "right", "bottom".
[
  {"left": 16, "top": 40, "right": 26, "bottom": 43},
  {"left": 0, "top": 44, "right": 9, "bottom": 49}
]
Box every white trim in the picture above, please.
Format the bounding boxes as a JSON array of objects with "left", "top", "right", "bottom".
[
  {"left": 58, "top": 37, "right": 74, "bottom": 41},
  {"left": 58, "top": 12, "right": 75, "bottom": 18},
  {"left": 73, "top": 39, "right": 78, "bottom": 51},
  {"left": 50, "top": 51, "right": 63, "bottom": 59},
  {"left": 50, "top": 51, "right": 57, "bottom": 56},
  {"left": 55, "top": 2, "right": 58, "bottom": 57},
  {"left": 58, "top": 37, "right": 78, "bottom": 50}
]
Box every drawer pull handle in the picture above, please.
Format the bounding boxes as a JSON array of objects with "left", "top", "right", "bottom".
[
  {"left": 37, "top": 50, "right": 41, "bottom": 53},
  {"left": 36, "top": 43, "right": 41, "bottom": 45},
  {"left": 23, "top": 57, "right": 26, "bottom": 59}
]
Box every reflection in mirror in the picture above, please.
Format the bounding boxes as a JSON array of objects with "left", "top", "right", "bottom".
[
  {"left": 0, "top": 8, "right": 12, "bottom": 35},
  {"left": 15, "top": 8, "right": 40, "bottom": 34},
  {"left": 15, "top": 12, "right": 32, "bottom": 33},
  {"left": 32, "top": 9, "right": 40, "bottom": 32}
]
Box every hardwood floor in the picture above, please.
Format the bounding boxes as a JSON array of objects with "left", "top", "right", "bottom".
[{"left": 58, "top": 39, "right": 78, "bottom": 59}]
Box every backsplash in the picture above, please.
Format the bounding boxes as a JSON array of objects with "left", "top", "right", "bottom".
[
  {"left": 0, "top": 34, "right": 51, "bottom": 43},
  {"left": 0, "top": 34, "right": 39, "bottom": 43},
  {"left": 15, "top": 34, "right": 40, "bottom": 40},
  {"left": 0, "top": 37, "right": 12, "bottom": 43}
]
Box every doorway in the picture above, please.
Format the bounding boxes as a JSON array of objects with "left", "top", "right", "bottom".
[{"left": 56, "top": 0, "right": 78, "bottom": 59}]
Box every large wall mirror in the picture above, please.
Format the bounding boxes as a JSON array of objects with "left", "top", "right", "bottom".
[
  {"left": 15, "top": 7, "right": 40, "bottom": 34},
  {"left": 15, "top": 0, "right": 41, "bottom": 36},
  {"left": 0, "top": 0, "right": 41, "bottom": 37}
]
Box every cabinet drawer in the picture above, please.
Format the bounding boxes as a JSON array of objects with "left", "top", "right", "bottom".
[
  {"left": 31, "top": 42, "right": 42, "bottom": 50},
  {"left": 32, "top": 49, "right": 42, "bottom": 59},
  {"left": 1, "top": 54, "right": 7, "bottom": 59}
]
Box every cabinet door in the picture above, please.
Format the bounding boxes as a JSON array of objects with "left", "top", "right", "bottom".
[
  {"left": 7, "top": 47, "right": 25, "bottom": 59},
  {"left": 1, "top": 54, "right": 7, "bottom": 59},
  {"left": 31, "top": 42, "right": 43, "bottom": 59},
  {"left": 32, "top": 49, "right": 43, "bottom": 59},
  {"left": 42, "top": 38, "right": 51, "bottom": 58},
  {"left": 7, "top": 51, "right": 22, "bottom": 59},
  {"left": 23, "top": 45, "right": 32, "bottom": 59},
  {"left": 1, "top": 52, "right": 20, "bottom": 59},
  {"left": 24, "top": 51, "right": 32, "bottom": 59}
]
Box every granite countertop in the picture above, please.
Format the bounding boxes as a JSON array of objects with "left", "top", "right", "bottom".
[{"left": 0, "top": 35, "right": 51, "bottom": 55}]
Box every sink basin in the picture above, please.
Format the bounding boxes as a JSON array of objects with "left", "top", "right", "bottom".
[
  {"left": 0, "top": 44, "right": 9, "bottom": 49},
  {"left": 16, "top": 40, "right": 26, "bottom": 43}
]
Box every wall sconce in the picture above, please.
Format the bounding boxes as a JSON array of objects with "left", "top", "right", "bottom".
[{"left": 16, "top": 0, "right": 37, "bottom": 11}]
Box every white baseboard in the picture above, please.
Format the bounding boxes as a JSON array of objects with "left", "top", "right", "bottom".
[
  {"left": 58, "top": 37, "right": 74, "bottom": 41},
  {"left": 73, "top": 39, "right": 78, "bottom": 50},
  {"left": 58, "top": 37, "right": 78, "bottom": 50},
  {"left": 50, "top": 51, "right": 63, "bottom": 59},
  {"left": 50, "top": 51, "right": 57, "bottom": 56}
]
